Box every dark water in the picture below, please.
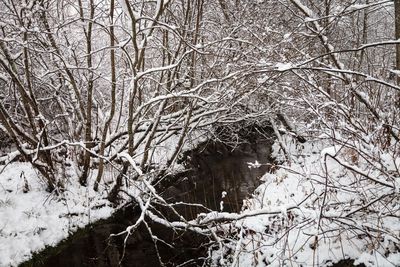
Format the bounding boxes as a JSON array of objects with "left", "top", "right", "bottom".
[
  {"left": 38, "top": 208, "right": 206, "bottom": 267},
  {"left": 22, "top": 137, "right": 274, "bottom": 267},
  {"left": 159, "top": 139, "right": 273, "bottom": 216},
  {"left": 19, "top": 134, "right": 365, "bottom": 267}
]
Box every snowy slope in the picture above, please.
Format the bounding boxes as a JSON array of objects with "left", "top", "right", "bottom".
[
  {"left": 0, "top": 162, "right": 114, "bottom": 266},
  {"left": 209, "top": 137, "right": 400, "bottom": 267}
]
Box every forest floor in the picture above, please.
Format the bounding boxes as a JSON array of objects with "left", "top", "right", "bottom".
[
  {"left": 0, "top": 162, "right": 115, "bottom": 266},
  {"left": 0, "top": 133, "right": 204, "bottom": 266},
  {"left": 211, "top": 137, "right": 400, "bottom": 267},
  {"left": 0, "top": 135, "right": 399, "bottom": 266}
]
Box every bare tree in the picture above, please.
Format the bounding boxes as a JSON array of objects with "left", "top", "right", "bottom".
[
  {"left": 1, "top": 0, "right": 398, "bottom": 265},
  {"left": 395, "top": 0, "right": 400, "bottom": 106}
]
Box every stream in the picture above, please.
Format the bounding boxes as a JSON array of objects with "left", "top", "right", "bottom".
[
  {"left": 21, "top": 135, "right": 273, "bottom": 267},
  {"left": 20, "top": 134, "right": 362, "bottom": 267}
]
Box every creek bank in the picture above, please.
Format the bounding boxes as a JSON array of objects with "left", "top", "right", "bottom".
[
  {"left": 19, "top": 134, "right": 275, "bottom": 266},
  {"left": 17, "top": 131, "right": 366, "bottom": 267}
]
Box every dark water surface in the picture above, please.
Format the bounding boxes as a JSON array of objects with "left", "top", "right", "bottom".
[
  {"left": 22, "top": 137, "right": 274, "bottom": 267},
  {"left": 20, "top": 136, "right": 363, "bottom": 267}
]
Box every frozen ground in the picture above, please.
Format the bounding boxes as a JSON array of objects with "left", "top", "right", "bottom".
[
  {"left": 0, "top": 134, "right": 399, "bottom": 267},
  {"left": 208, "top": 137, "right": 400, "bottom": 266},
  {"left": 0, "top": 162, "right": 114, "bottom": 266},
  {"left": 0, "top": 132, "right": 204, "bottom": 267}
]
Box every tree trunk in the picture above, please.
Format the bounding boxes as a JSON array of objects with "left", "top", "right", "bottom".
[{"left": 395, "top": 0, "right": 400, "bottom": 107}]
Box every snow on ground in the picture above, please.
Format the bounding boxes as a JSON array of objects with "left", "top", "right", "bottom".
[
  {"left": 209, "top": 137, "right": 400, "bottom": 267},
  {"left": 1, "top": 131, "right": 398, "bottom": 267},
  {"left": 0, "top": 162, "right": 115, "bottom": 266},
  {"left": 0, "top": 131, "right": 205, "bottom": 267}
]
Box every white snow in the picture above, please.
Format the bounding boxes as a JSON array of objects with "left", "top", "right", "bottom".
[
  {"left": 0, "top": 163, "right": 114, "bottom": 266},
  {"left": 247, "top": 160, "right": 261, "bottom": 169},
  {"left": 221, "top": 191, "right": 227, "bottom": 198},
  {"left": 390, "top": 69, "right": 400, "bottom": 76},
  {"left": 208, "top": 136, "right": 400, "bottom": 267},
  {"left": 275, "top": 62, "right": 293, "bottom": 71},
  {"left": 0, "top": 131, "right": 206, "bottom": 266},
  {"left": 0, "top": 132, "right": 398, "bottom": 267}
]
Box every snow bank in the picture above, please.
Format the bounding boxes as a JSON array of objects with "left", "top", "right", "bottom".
[
  {"left": 0, "top": 131, "right": 205, "bottom": 266},
  {"left": 210, "top": 136, "right": 400, "bottom": 267},
  {"left": 0, "top": 163, "right": 114, "bottom": 266}
]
